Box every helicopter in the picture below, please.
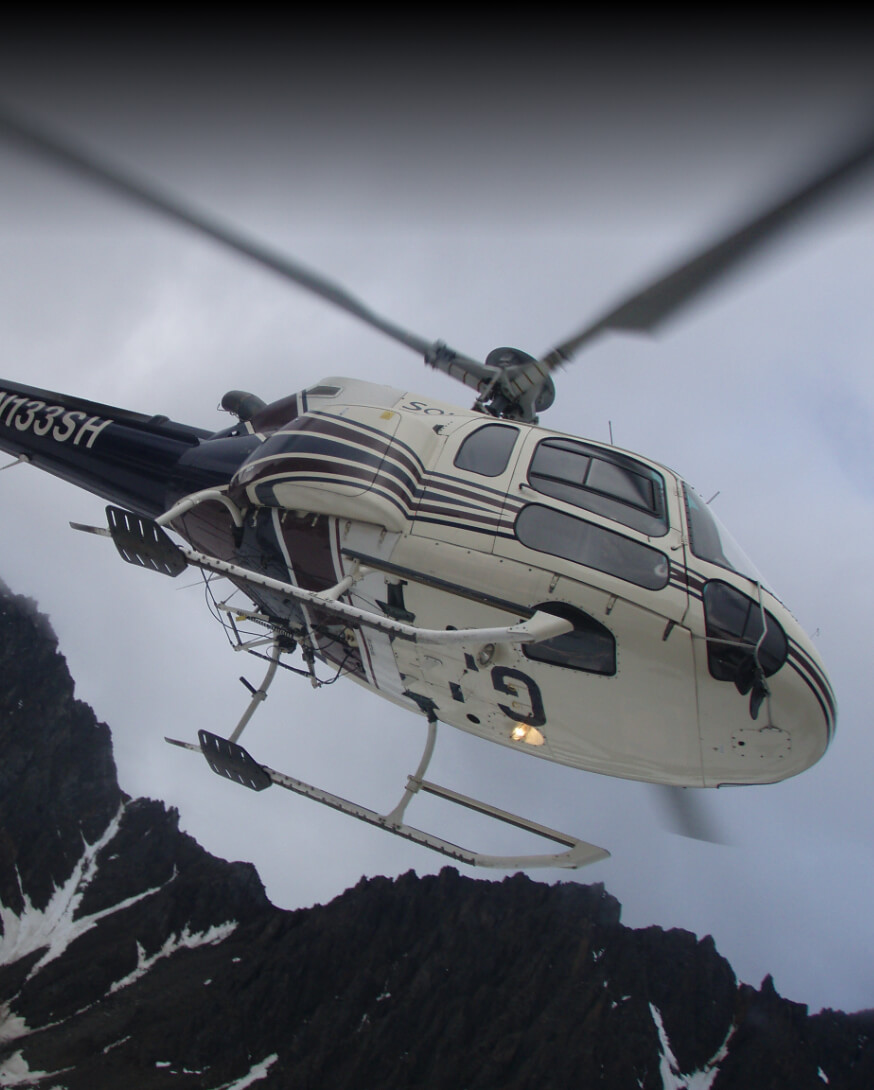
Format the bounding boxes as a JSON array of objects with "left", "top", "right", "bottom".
[{"left": 0, "top": 107, "right": 861, "bottom": 871}]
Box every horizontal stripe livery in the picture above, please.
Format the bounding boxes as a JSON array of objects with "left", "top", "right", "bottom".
[{"left": 240, "top": 411, "right": 525, "bottom": 538}]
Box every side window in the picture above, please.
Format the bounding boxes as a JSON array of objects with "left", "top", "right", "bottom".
[
  {"left": 523, "top": 603, "right": 616, "bottom": 675},
  {"left": 528, "top": 438, "right": 667, "bottom": 536},
  {"left": 454, "top": 424, "right": 519, "bottom": 477},
  {"left": 515, "top": 504, "right": 669, "bottom": 590}
]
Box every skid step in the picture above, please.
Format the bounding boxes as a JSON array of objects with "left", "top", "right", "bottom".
[
  {"left": 106, "top": 506, "right": 187, "bottom": 576},
  {"left": 197, "top": 730, "right": 272, "bottom": 791}
]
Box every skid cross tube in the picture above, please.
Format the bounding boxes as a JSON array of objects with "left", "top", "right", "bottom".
[
  {"left": 95, "top": 504, "right": 573, "bottom": 648},
  {"left": 382, "top": 716, "right": 439, "bottom": 827},
  {"left": 229, "top": 641, "right": 283, "bottom": 743},
  {"left": 178, "top": 543, "right": 573, "bottom": 647}
]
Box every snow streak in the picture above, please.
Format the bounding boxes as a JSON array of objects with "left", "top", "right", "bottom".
[
  {"left": 0, "top": 1048, "right": 69, "bottom": 1087},
  {"left": 649, "top": 1003, "right": 735, "bottom": 1090},
  {"left": 211, "top": 1053, "right": 279, "bottom": 1089},
  {"left": 0, "top": 801, "right": 242, "bottom": 1086},
  {"left": 109, "top": 922, "right": 238, "bottom": 994},
  {"left": 0, "top": 804, "right": 171, "bottom": 980}
]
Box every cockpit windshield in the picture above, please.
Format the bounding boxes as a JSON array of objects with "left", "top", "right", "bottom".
[{"left": 682, "top": 484, "right": 766, "bottom": 586}]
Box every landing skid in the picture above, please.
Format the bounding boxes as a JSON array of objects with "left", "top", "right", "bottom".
[
  {"left": 87, "top": 500, "right": 607, "bottom": 869},
  {"left": 165, "top": 715, "right": 609, "bottom": 870}
]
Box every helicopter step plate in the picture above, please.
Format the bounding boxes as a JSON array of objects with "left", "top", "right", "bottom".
[
  {"left": 106, "top": 505, "right": 188, "bottom": 577},
  {"left": 164, "top": 733, "right": 608, "bottom": 870},
  {"left": 196, "top": 730, "right": 272, "bottom": 791}
]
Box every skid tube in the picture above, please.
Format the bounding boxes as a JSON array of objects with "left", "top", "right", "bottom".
[{"left": 166, "top": 714, "right": 609, "bottom": 871}]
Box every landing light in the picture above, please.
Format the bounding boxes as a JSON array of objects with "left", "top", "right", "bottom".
[{"left": 511, "top": 724, "right": 545, "bottom": 746}]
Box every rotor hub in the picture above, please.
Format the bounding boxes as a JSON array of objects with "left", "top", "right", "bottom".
[{"left": 481, "top": 347, "right": 556, "bottom": 421}]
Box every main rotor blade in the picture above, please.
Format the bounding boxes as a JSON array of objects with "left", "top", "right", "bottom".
[
  {"left": 528, "top": 128, "right": 874, "bottom": 381},
  {"left": 0, "top": 104, "right": 485, "bottom": 372}
]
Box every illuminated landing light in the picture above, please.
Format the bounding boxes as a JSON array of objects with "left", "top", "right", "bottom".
[{"left": 511, "top": 724, "right": 545, "bottom": 746}]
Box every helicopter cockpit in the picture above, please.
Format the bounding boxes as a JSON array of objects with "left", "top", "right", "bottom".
[{"left": 681, "top": 483, "right": 768, "bottom": 586}]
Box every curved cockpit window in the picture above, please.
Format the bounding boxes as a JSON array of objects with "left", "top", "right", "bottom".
[
  {"left": 515, "top": 504, "right": 669, "bottom": 590},
  {"left": 523, "top": 602, "right": 616, "bottom": 675},
  {"left": 454, "top": 423, "right": 519, "bottom": 477},
  {"left": 703, "top": 580, "right": 788, "bottom": 682},
  {"left": 683, "top": 484, "right": 764, "bottom": 583},
  {"left": 528, "top": 439, "right": 668, "bottom": 536}
]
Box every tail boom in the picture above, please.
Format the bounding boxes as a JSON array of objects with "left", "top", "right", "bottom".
[{"left": 0, "top": 380, "right": 212, "bottom": 516}]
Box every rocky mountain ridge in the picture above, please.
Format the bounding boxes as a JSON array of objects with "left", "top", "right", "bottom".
[{"left": 0, "top": 582, "right": 871, "bottom": 1088}]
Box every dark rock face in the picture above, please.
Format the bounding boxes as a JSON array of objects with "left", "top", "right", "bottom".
[{"left": 0, "top": 582, "right": 872, "bottom": 1088}]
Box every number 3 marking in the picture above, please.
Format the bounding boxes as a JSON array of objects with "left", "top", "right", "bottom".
[{"left": 490, "top": 667, "right": 546, "bottom": 727}]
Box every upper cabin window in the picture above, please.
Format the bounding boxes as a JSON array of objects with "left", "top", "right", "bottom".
[
  {"left": 528, "top": 438, "right": 668, "bottom": 536},
  {"left": 454, "top": 423, "right": 519, "bottom": 477}
]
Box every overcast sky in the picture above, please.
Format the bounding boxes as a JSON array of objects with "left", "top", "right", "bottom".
[{"left": 1, "top": 29, "right": 872, "bottom": 1014}]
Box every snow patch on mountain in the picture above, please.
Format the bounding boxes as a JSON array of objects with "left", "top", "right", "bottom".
[
  {"left": 0, "top": 1006, "right": 30, "bottom": 1048},
  {"left": 0, "top": 804, "right": 172, "bottom": 979},
  {"left": 0, "top": 1047, "right": 68, "bottom": 1087},
  {"left": 109, "top": 922, "right": 238, "bottom": 994},
  {"left": 650, "top": 1003, "right": 734, "bottom": 1090},
  {"left": 211, "top": 1052, "right": 278, "bottom": 1089}
]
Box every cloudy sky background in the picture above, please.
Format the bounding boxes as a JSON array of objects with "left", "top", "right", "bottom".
[{"left": 1, "top": 29, "right": 872, "bottom": 1013}]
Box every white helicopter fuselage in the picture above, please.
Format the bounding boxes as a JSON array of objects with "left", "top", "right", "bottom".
[
  {"left": 225, "top": 377, "right": 834, "bottom": 789},
  {"left": 0, "top": 103, "right": 860, "bottom": 866}
]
